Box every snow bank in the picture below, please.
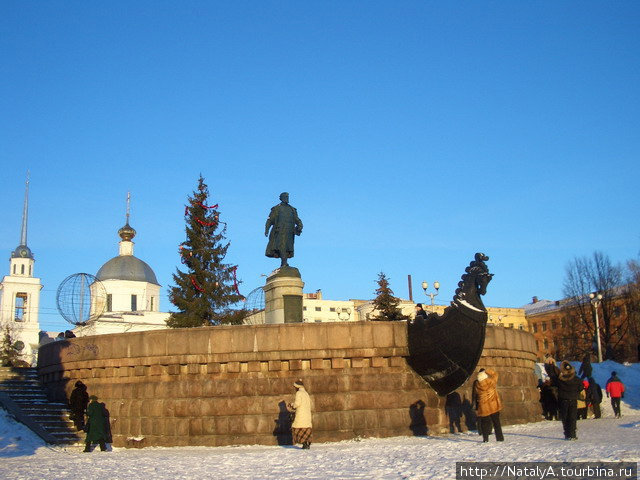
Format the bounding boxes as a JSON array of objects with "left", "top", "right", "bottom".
[{"left": 0, "top": 407, "right": 45, "bottom": 456}]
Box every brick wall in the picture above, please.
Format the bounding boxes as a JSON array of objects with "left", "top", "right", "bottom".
[{"left": 37, "top": 322, "right": 540, "bottom": 447}]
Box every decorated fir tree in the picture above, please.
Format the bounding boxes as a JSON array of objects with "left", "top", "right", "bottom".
[
  {"left": 167, "top": 176, "right": 244, "bottom": 327},
  {"left": 371, "top": 272, "right": 408, "bottom": 321}
]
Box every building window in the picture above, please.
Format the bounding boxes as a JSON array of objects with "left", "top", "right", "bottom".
[
  {"left": 315, "top": 307, "right": 321, "bottom": 312},
  {"left": 131, "top": 295, "right": 137, "bottom": 312},
  {"left": 543, "top": 339, "right": 549, "bottom": 350},
  {"left": 21, "top": 264, "right": 25, "bottom": 275},
  {"left": 518, "top": 325, "right": 524, "bottom": 330},
  {"left": 533, "top": 323, "right": 538, "bottom": 333},
  {"left": 106, "top": 294, "right": 112, "bottom": 312},
  {"left": 541, "top": 322, "right": 547, "bottom": 332},
  {"left": 561, "top": 318, "right": 567, "bottom": 329},
  {"left": 508, "top": 323, "right": 514, "bottom": 329},
  {"left": 13, "top": 264, "right": 16, "bottom": 274},
  {"left": 330, "top": 307, "right": 336, "bottom": 312},
  {"left": 303, "top": 306, "right": 307, "bottom": 311},
  {"left": 150, "top": 296, "right": 155, "bottom": 311},
  {"left": 613, "top": 306, "right": 621, "bottom": 317},
  {"left": 29, "top": 265, "right": 32, "bottom": 276},
  {"left": 14, "top": 293, "right": 27, "bottom": 321},
  {"left": 551, "top": 320, "right": 557, "bottom": 330}
]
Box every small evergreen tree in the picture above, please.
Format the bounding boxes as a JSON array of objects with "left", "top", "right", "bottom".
[
  {"left": 167, "top": 176, "right": 243, "bottom": 327},
  {"left": 371, "top": 272, "right": 408, "bottom": 321},
  {"left": 1, "top": 326, "right": 20, "bottom": 367}
]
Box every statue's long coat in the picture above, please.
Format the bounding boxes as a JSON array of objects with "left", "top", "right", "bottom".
[{"left": 265, "top": 203, "right": 302, "bottom": 259}]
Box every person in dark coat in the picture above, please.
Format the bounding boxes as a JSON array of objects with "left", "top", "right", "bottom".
[
  {"left": 605, "top": 371, "right": 625, "bottom": 418},
  {"left": 543, "top": 354, "right": 557, "bottom": 378},
  {"left": 539, "top": 379, "right": 559, "bottom": 420},
  {"left": 586, "top": 377, "right": 603, "bottom": 419},
  {"left": 413, "top": 304, "right": 428, "bottom": 325},
  {"left": 69, "top": 381, "right": 89, "bottom": 431},
  {"left": 445, "top": 392, "right": 463, "bottom": 433},
  {"left": 578, "top": 355, "right": 592, "bottom": 379},
  {"left": 84, "top": 395, "right": 108, "bottom": 452},
  {"left": 549, "top": 361, "right": 583, "bottom": 440}
]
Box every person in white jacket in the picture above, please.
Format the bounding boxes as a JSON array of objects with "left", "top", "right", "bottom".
[{"left": 288, "top": 379, "right": 312, "bottom": 449}]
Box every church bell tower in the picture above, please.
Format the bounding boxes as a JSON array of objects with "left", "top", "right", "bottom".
[{"left": 0, "top": 174, "right": 43, "bottom": 364}]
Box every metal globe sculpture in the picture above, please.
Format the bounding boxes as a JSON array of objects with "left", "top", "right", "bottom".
[
  {"left": 56, "top": 273, "right": 107, "bottom": 326},
  {"left": 243, "top": 286, "right": 265, "bottom": 325}
]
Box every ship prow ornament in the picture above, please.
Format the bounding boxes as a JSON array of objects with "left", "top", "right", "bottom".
[{"left": 407, "top": 253, "right": 493, "bottom": 396}]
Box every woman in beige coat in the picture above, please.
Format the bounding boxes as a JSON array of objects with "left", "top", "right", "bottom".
[
  {"left": 288, "top": 379, "right": 312, "bottom": 449},
  {"left": 473, "top": 368, "right": 504, "bottom": 442}
]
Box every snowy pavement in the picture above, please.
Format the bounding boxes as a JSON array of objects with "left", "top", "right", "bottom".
[{"left": 2, "top": 411, "right": 639, "bottom": 480}]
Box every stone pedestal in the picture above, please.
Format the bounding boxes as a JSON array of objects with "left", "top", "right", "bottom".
[{"left": 264, "top": 267, "right": 304, "bottom": 324}]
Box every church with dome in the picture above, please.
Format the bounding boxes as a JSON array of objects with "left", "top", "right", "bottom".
[{"left": 73, "top": 201, "right": 170, "bottom": 337}]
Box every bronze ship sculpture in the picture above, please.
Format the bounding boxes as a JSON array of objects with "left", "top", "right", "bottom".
[{"left": 407, "top": 253, "right": 493, "bottom": 396}]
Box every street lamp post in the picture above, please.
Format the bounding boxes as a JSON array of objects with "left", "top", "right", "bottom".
[
  {"left": 421, "top": 281, "right": 440, "bottom": 310},
  {"left": 589, "top": 292, "right": 603, "bottom": 363}
]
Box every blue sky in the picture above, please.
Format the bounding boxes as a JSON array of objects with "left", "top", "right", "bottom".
[{"left": 1, "top": 2, "right": 639, "bottom": 332}]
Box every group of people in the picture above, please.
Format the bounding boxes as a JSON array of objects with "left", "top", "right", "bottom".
[
  {"left": 538, "top": 354, "right": 627, "bottom": 441},
  {"left": 69, "top": 381, "right": 112, "bottom": 452},
  {"left": 539, "top": 356, "right": 605, "bottom": 421},
  {"left": 469, "top": 354, "right": 628, "bottom": 444}
]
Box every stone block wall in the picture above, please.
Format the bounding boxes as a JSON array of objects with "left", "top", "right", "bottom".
[{"left": 37, "top": 322, "right": 539, "bottom": 447}]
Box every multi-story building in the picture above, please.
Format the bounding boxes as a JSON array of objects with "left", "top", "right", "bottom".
[
  {"left": 524, "top": 293, "right": 639, "bottom": 363},
  {"left": 302, "top": 291, "right": 356, "bottom": 322}
]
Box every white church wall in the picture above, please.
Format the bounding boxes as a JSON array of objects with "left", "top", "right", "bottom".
[
  {"left": 0, "top": 272, "right": 42, "bottom": 365},
  {"left": 100, "top": 279, "right": 161, "bottom": 314}
]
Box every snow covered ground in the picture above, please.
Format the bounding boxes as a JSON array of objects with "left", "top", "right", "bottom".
[{"left": 1, "top": 361, "right": 638, "bottom": 480}]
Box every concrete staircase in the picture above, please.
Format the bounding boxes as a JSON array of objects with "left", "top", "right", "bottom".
[{"left": 0, "top": 367, "right": 82, "bottom": 445}]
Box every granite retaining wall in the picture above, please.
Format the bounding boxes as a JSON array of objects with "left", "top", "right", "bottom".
[{"left": 37, "top": 322, "right": 540, "bottom": 447}]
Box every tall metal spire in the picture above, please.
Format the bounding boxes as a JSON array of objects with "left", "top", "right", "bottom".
[
  {"left": 11, "top": 171, "right": 34, "bottom": 260},
  {"left": 20, "top": 171, "right": 30, "bottom": 247}
]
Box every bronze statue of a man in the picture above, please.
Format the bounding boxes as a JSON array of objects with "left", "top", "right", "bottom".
[{"left": 265, "top": 192, "right": 303, "bottom": 267}]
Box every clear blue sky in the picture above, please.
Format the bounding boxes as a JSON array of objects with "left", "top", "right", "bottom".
[{"left": 1, "top": 2, "right": 639, "bottom": 332}]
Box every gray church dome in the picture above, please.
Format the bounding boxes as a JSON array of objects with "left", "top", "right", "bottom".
[
  {"left": 96, "top": 255, "right": 160, "bottom": 285},
  {"left": 11, "top": 244, "right": 33, "bottom": 259}
]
